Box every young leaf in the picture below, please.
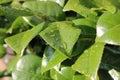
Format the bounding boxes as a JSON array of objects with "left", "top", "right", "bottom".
[
  {"left": 96, "top": 11, "right": 120, "bottom": 45},
  {"left": 41, "top": 46, "right": 67, "bottom": 73},
  {"left": 72, "top": 42, "right": 105, "bottom": 80},
  {"left": 40, "top": 21, "right": 81, "bottom": 56},
  {"left": 5, "top": 22, "right": 45, "bottom": 55}
]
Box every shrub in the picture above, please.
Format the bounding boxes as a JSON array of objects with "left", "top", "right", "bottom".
[{"left": 0, "top": 0, "right": 120, "bottom": 80}]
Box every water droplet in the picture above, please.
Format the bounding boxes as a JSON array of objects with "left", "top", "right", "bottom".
[
  {"left": 55, "top": 38, "right": 59, "bottom": 41},
  {"left": 62, "top": 42, "right": 67, "bottom": 49},
  {"left": 50, "top": 30, "right": 54, "bottom": 33},
  {"left": 50, "top": 34, "right": 55, "bottom": 37}
]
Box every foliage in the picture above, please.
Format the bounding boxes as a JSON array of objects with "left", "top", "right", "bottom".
[{"left": 0, "top": 0, "right": 120, "bottom": 80}]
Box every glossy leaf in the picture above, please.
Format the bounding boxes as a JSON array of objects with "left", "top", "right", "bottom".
[
  {"left": 23, "top": 1, "right": 65, "bottom": 21},
  {"left": 97, "top": 11, "right": 120, "bottom": 45},
  {"left": 41, "top": 46, "right": 67, "bottom": 73},
  {"left": 0, "top": 0, "right": 12, "bottom": 4},
  {"left": 50, "top": 67, "right": 75, "bottom": 80},
  {"left": 50, "top": 68, "right": 66, "bottom": 80},
  {"left": 7, "top": 16, "right": 29, "bottom": 34},
  {"left": 92, "top": 0, "right": 117, "bottom": 13},
  {"left": 60, "top": 67, "right": 75, "bottom": 80},
  {"left": 109, "top": 69, "right": 120, "bottom": 80},
  {"left": 7, "top": 16, "right": 41, "bottom": 34},
  {"left": 72, "top": 42, "right": 105, "bottom": 80},
  {"left": 39, "top": 0, "right": 65, "bottom": 7},
  {"left": 72, "top": 36, "right": 94, "bottom": 57},
  {"left": 5, "top": 22, "right": 45, "bottom": 55},
  {"left": 63, "top": 0, "right": 97, "bottom": 18},
  {"left": 40, "top": 21, "right": 81, "bottom": 56},
  {"left": 73, "top": 74, "right": 90, "bottom": 80},
  {"left": 0, "top": 5, "right": 33, "bottom": 17},
  {"left": 11, "top": 1, "right": 23, "bottom": 9},
  {"left": 7, "top": 56, "right": 20, "bottom": 72},
  {"left": 22, "top": 16, "right": 42, "bottom": 26},
  {"left": 72, "top": 18, "right": 96, "bottom": 38},
  {"left": 72, "top": 18, "right": 97, "bottom": 29},
  {"left": 12, "top": 54, "right": 46, "bottom": 80}
]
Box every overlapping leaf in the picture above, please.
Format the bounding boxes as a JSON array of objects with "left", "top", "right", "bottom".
[
  {"left": 40, "top": 21, "right": 81, "bottom": 56},
  {"left": 7, "top": 16, "right": 41, "bottom": 34},
  {"left": 0, "top": 0, "right": 12, "bottom": 4},
  {"left": 41, "top": 46, "right": 67, "bottom": 73},
  {"left": 97, "top": 11, "right": 120, "bottom": 45},
  {"left": 7, "top": 17, "right": 29, "bottom": 34},
  {"left": 39, "top": 0, "right": 65, "bottom": 7},
  {"left": 72, "top": 42, "right": 105, "bottom": 80},
  {"left": 12, "top": 54, "right": 49, "bottom": 80},
  {"left": 0, "top": 5, "right": 33, "bottom": 16},
  {"left": 22, "top": 1, "right": 65, "bottom": 21},
  {"left": 5, "top": 22, "right": 45, "bottom": 55},
  {"left": 63, "top": 0, "right": 97, "bottom": 18},
  {"left": 50, "top": 67, "right": 75, "bottom": 80}
]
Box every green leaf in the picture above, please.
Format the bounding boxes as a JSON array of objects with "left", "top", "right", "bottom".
[
  {"left": 12, "top": 54, "right": 47, "bottom": 80},
  {"left": 73, "top": 74, "right": 90, "bottom": 80},
  {"left": 72, "top": 18, "right": 96, "bottom": 39},
  {"left": 63, "top": 0, "right": 97, "bottom": 18},
  {"left": 0, "top": 0, "right": 12, "bottom": 4},
  {"left": 7, "top": 16, "right": 29, "bottom": 34},
  {"left": 23, "top": 1, "right": 65, "bottom": 21},
  {"left": 40, "top": 21, "right": 81, "bottom": 56},
  {"left": 11, "top": 1, "right": 23, "bottom": 9},
  {"left": 72, "top": 18, "right": 97, "bottom": 29},
  {"left": 22, "top": 16, "right": 42, "bottom": 26},
  {"left": 0, "top": 5, "right": 33, "bottom": 17},
  {"left": 7, "top": 56, "right": 20, "bottom": 72},
  {"left": 5, "top": 22, "right": 45, "bottom": 55},
  {"left": 96, "top": 11, "right": 120, "bottom": 45},
  {"left": 72, "top": 36, "right": 94, "bottom": 57},
  {"left": 7, "top": 16, "right": 41, "bottom": 34},
  {"left": 92, "top": 0, "right": 117, "bottom": 13},
  {"left": 0, "top": 44, "right": 6, "bottom": 58},
  {"left": 60, "top": 67, "right": 75, "bottom": 80},
  {"left": 41, "top": 46, "right": 67, "bottom": 73},
  {"left": 39, "top": 0, "right": 65, "bottom": 7},
  {"left": 72, "top": 42, "right": 105, "bottom": 80},
  {"left": 50, "top": 67, "right": 75, "bottom": 80},
  {"left": 50, "top": 68, "right": 66, "bottom": 80},
  {"left": 109, "top": 69, "right": 120, "bottom": 80},
  {"left": 0, "top": 28, "right": 6, "bottom": 44}
]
